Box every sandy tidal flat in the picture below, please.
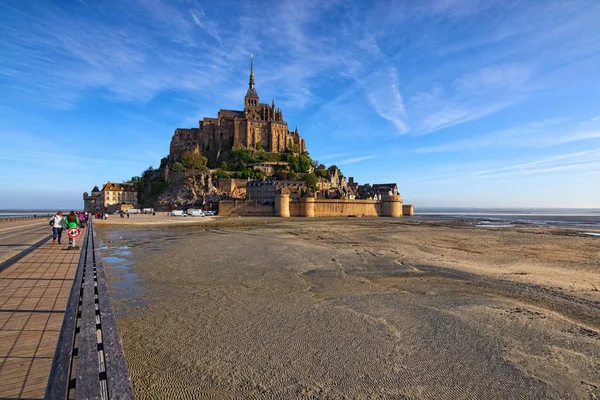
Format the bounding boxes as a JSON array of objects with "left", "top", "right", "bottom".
[{"left": 97, "top": 218, "right": 600, "bottom": 399}]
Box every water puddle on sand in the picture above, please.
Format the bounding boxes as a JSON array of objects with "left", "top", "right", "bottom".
[
  {"left": 475, "top": 221, "right": 514, "bottom": 228},
  {"left": 98, "top": 237, "right": 146, "bottom": 316},
  {"left": 581, "top": 232, "right": 600, "bottom": 237}
]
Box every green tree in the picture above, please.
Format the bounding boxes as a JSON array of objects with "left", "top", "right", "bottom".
[
  {"left": 298, "top": 155, "right": 312, "bottom": 173},
  {"left": 288, "top": 156, "right": 300, "bottom": 173},
  {"left": 256, "top": 142, "right": 263, "bottom": 151},
  {"left": 303, "top": 173, "right": 318, "bottom": 190},
  {"left": 142, "top": 166, "right": 155, "bottom": 180},
  {"left": 218, "top": 161, "right": 229, "bottom": 170},
  {"left": 172, "top": 162, "right": 184, "bottom": 172},
  {"left": 328, "top": 165, "right": 342, "bottom": 176},
  {"left": 314, "top": 169, "right": 327, "bottom": 178},
  {"left": 231, "top": 148, "right": 255, "bottom": 163},
  {"left": 214, "top": 169, "right": 230, "bottom": 179},
  {"left": 263, "top": 152, "right": 282, "bottom": 162},
  {"left": 182, "top": 150, "right": 208, "bottom": 170},
  {"left": 286, "top": 171, "right": 298, "bottom": 181},
  {"left": 232, "top": 167, "right": 265, "bottom": 179}
]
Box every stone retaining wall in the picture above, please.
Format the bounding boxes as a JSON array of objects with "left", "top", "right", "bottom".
[{"left": 220, "top": 195, "right": 414, "bottom": 218}]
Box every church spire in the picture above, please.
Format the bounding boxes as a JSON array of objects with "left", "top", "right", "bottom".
[
  {"left": 244, "top": 54, "right": 258, "bottom": 109},
  {"left": 245, "top": 54, "right": 258, "bottom": 108},
  {"left": 249, "top": 54, "right": 255, "bottom": 90}
]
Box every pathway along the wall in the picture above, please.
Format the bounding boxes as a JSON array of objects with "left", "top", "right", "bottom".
[{"left": 45, "top": 219, "right": 133, "bottom": 400}]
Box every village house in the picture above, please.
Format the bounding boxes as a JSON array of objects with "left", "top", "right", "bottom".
[{"left": 83, "top": 181, "right": 138, "bottom": 213}]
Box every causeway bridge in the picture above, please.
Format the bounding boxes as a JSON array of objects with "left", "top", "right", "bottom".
[{"left": 0, "top": 218, "right": 133, "bottom": 399}]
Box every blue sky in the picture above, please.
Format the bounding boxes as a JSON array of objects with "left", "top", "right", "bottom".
[{"left": 1, "top": 0, "right": 599, "bottom": 209}]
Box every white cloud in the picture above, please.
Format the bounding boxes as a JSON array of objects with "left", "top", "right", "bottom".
[
  {"left": 189, "top": 6, "right": 224, "bottom": 47},
  {"left": 358, "top": 67, "right": 408, "bottom": 134},
  {"left": 337, "top": 155, "right": 380, "bottom": 165},
  {"left": 453, "top": 64, "right": 533, "bottom": 94},
  {"left": 410, "top": 64, "right": 534, "bottom": 134},
  {"left": 315, "top": 153, "right": 352, "bottom": 162},
  {"left": 415, "top": 117, "right": 600, "bottom": 153},
  {"left": 421, "top": 148, "right": 600, "bottom": 184},
  {"left": 418, "top": 100, "right": 516, "bottom": 135}
]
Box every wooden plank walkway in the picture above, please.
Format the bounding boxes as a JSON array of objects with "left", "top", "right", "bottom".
[{"left": 0, "top": 238, "right": 81, "bottom": 399}]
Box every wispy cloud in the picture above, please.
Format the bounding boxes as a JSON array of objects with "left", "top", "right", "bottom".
[
  {"left": 411, "top": 64, "right": 533, "bottom": 134},
  {"left": 0, "top": 148, "right": 141, "bottom": 170},
  {"left": 189, "top": 4, "right": 224, "bottom": 47},
  {"left": 421, "top": 148, "right": 600, "bottom": 184},
  {"left": 315, "top": 153, "right": 352, "bottom": 162},
  {"left": 415, "top": 117, "right": 600, "bottom": 153},
  {"left": 337, "top": 155, "right": 381, "bottom": 165},
  {"left": 358, "top": 67, "right": 408, "bottom": 134}
]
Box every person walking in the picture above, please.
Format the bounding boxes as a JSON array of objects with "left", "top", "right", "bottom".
[
  {"left": 65, "top": 211, "right": 80, "bottom": 246},
  {"left": 49, "top": 211, "right": 66, "bottom": 244}
]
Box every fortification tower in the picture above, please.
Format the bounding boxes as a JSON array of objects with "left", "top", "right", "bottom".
[
  {"left": 299, "top": 195, "right": 316, "bottom": 217},
  {"left": 381, "top": 194, "right": 403, "bottom": 217},
  {"left": 275, "top": 190, "right": 290, "bottom": 218}
]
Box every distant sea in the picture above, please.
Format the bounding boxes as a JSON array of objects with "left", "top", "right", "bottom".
[
  {"left": 0, "top": 210, "right": 56, "bottom": 219},
  {"left": 416, "top": 207, "right": 600, "bottom": 230}
]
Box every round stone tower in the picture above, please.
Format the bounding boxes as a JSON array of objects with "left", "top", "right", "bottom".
[
  {"left": 380, "top": 194, "right": 403, "bottom": 217},
  {"left": 300, "top": 195, "right": 316, "bottom": 217},
  {"left": 275, "top": 193, "right": 290, "bottom": 218}
]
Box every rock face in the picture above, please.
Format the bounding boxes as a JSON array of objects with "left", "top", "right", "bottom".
[{"left": 154, "top": 170, "right": 243, "bottom": 210}]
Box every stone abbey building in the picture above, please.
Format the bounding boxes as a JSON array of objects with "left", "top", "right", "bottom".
[{"left": 169, "top": 58, "right": 306, "bottom": 166}]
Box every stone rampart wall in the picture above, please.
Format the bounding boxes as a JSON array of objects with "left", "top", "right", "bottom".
[
  {"left": 218, "top": 200, "right": 273, "bottom": 216},
  {"left": 290, "top": 199, "right": 381, "bottom": 217},
  {"left": 220, "top": 197, "right": 411, "bottom": 218}
]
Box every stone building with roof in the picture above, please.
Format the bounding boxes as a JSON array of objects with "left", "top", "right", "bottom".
[
  {"left": 83, "top": 181, "right": 138, "bottom": 213},
  {"left": 169, "top": 57, "right": 306, "bottom": 166},
  {"left": 246, "top": 177, "right": 307, "bottom": 204}
]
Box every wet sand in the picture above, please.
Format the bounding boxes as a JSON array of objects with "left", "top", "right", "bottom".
[
  {"left": 97, "top": 218, "right": 600, "bottom": 399},
  {"left": 94, "top": 213, "right": 217, "bottom": 226}
]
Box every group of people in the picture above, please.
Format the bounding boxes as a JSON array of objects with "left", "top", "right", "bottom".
[
  {"left": 48, "top": 211, "right": 88, "bottom": 245},
  {"left": 92, "top": 213, "right": 109, "bottom": 220}
]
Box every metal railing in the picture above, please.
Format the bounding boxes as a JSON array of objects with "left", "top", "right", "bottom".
[
  {"left": 0, "top": 214, "right": 52, "bottom": 223},
  {"left": 45, "top": 219, "right": 134, "bottom": 399}
]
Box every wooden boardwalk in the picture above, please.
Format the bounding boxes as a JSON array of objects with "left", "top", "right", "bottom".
[{"left": 0, "top": 239, "right": 81, "bottom": 399}]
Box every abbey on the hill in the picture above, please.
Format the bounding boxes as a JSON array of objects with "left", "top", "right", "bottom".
[{"left": 169, "top": 57, "right": 306, "bottom": 166}]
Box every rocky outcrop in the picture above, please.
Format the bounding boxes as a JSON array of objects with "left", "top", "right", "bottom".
[{"left": 154, "top": 170, "right": 243, "bottom": 210}]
